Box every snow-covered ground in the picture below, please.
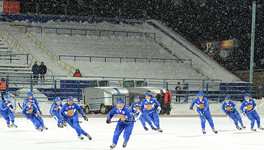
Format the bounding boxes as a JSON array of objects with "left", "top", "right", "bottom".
[
  {"left": 2, "top": 19, "right": 240, "bottom": 82},
  {"left": 1, "top": 117, "right": 264, "bottom": 150},
  {"left": 15, "top": 20, "right": 152, "bottom": 33}
]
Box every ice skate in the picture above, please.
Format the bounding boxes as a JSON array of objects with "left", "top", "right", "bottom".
[
  {"left": 57, "top": 124, "right": 64, "bottom": 128},
  {"left": 144, "top": 127, "right": 148, "bottom": 131},
  {"left": 202, "top": 129, "right": 206, "bottom": 134},
  {"left": 157, "top": 128, "right": 163, "bottom": 132},
  {"left": 85, "top": 133, "right": 92, "bottom": 140},
  {"left": 258, "top": 126, "right": 264, "bottom": 130},
  {"left": 12, "top": 123, "right": 17, "bottom": 128},
  {"left": 78, "top": 135, "right": 84, "bottom": 140},
  {"left": 37, "top": 127, "right": 43, "bottom": 132},
  {"left": 62, "top": 122, "right": 67, "bottom": 126},
  {"left": 110, "top": 143, "right": 116, "bottom": 149},
  {"left": 236, "top": 126, "right": 242, "bottom": 130},
  {"left": 151, "top": 126, "right": 157, "bottom": 131},
  {"left": 123, "top": 141, "right": 128, "bottom": 148},
  {"left": 241, "top": 124, "right": 246, "bottom": 129},
  {"left": 43, "top": 126, "right": 48, "bottom": 130},
  {"left": 212, "top": 128, "right": 218, "bottom": 134},
  {"left": 251, "top": 128, "right": 256, "bottom": 131}
]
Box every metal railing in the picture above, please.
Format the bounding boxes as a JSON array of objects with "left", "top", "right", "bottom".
[
  {"left": 0, "top": 16, "right": 77, "bottom": 76},
  {"left": 0, "top": 28, "right": 54, "bottom": 75},
  {"left": 24, "top": 25, "right": 156, "bottom": 39},
  {"left": 2, "top": 72, "right": 259, "bottom": 103},
  {"left": 0, "top": 53, "right": 29, "bottom": 65},
  {"left": 58, "top": 55, "right": 192, "bottom": 65}
]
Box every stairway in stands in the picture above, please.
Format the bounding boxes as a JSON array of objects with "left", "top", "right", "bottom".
[
  {"left": 0, "top": 38, "right": 32, "bottom": 78},
  {"left": 0, "top": 38, "right": 52, "bottom": 115}
]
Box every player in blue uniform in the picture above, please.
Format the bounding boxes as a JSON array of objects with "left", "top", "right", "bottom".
[
  {"left": 50, "top": 97, "right": 65, "bottom": 128},
  {"left": 0, "top": 94, "right": 17, "bottom": 128},
  {"left": 222, "top": 96, "right": 246, "bottom": 130},
  {"left": 240, "top": 93, "right": 264, "bottom": 131},
  {"left": 190, "top": 91, "right": 217, "bottom": 134},
  {"left": 23, "top": 92, "right": 42, "bottom": 115},
  {"left": 107, "top": 98, "right": 135, "bottom": 149},
  {"left": 60, "top": 96, "right": 91, "bottom": 140},
  {"left": 22, "top": 92, "right": 47, "bottom": 129},
  {"left": 131, "top": 96, "right": 149, "bottom": 131},
  {"left": 139, "top": 92, "right": 163, "bottom": 132},
  {"left": 22, "top": 101, "right": 47, "bottom": 131}
]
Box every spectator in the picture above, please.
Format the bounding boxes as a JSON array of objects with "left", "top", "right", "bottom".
[
  {"left": 156, "top": 90, "right": 165, "bottom": 115},
  {"left": 73, "top": 69, "right": 82, "bottom": 77},
  {"left": 0, "top": 78, "right": 6, "bottom": 100},
  {"left": 32, "top": 61, "right": 40, "bottom": 85},
  {"left": 164, "top": 89, "right": 172, "bottom": 115},
  {"left": 39, "top": 62, "right": 47, "bottom": 83},
  {"left": 175, "top": 82, "right": 182, "bottom": 102}
]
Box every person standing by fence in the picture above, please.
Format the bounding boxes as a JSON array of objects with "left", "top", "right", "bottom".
[
  {"left": 32, "top": 61, "right": 40, "bottom": 85},
  {"left": 156, "top": 90, "right": 165, "bottom": 115},
  {"left": 0, "top": 78, "right": 6, "bottom": 100},
  {"left": 175, "top": 82, "right": 182, "bottom": 102},
  {"left": 39, "top": 62, "right": 47, "bottom": 83},
  {"left": 164, "top": 89, "right": 172, "bottom": 115}
]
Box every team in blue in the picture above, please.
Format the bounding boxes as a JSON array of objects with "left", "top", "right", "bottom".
[
  {"left": 60, "top": 96, "right": 92, "bottom": 140},
  {"left": 1, "top": 90, "right": 264, "bottom": 149},
  {"left": 222, "top": 96, "right": 245, "bottom": 130},
  {"left": 240, "top": 93, "right": 264, "bottom": 131},
  {"left": 22, "top": 92, "right": 47, "bottom": 131},
  {"left": 131, "top": 96, "right": 148, "bottom": 130},
  {"left": 190, "top": 91, "right": 218, "bottom": 134},
  {"left": 107, "top": 98, "right": 135, "bottom": 149},
  {"left": 106, "top": 92, "right": 162, "bottom": 149},
  {"left": 49, "top": 97, "right": 65, "bottom": 128},
  {"left": 0, "top": 94, "right": 17, "bottom": 128}
]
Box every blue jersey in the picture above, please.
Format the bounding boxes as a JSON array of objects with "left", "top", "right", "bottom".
[
  {"left": 131, "top": 101, "right": 142, "bottom": 115},
  {"left": 107, "top": 106, "right": 134, "bottom": 122},
  {"left": 190, "top": 97, "right": 209, "bottom": 113},
  {"left": 222, "top": 101, "right": 236, "bottom": 113},
  {"left": 0, "top": 100, "right": 14, "bottom": 113},
  {"left": 49, "top": 102, "right": 62, "bottom": 116},
  {"left": 60, "top": 103, "right": 84, "bottom": 119},
  {"left": 22, "top": 104, "right": 38, "bottom": 117},
  {"left": 140, "top": 98, "right": 160, "bottom": 113},
  {"left": 23, "top": 98, "right": 40, "bottom": 112},
  {"left": 240, "top": 99, "right": 256, "bottom": 114}
]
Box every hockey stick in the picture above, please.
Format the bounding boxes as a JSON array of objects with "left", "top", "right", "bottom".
[
  {"left": 18, "top": 102, "right": 23, "bottom": 109},
  {"left": 257, "top": 97, "right": 264, "bottom": 108},
  {"left": 191, "top": 109, "right": 199, "bottom": 114},
  {"left": 110, "top": 120, "right": 136, "bottom": 123}
]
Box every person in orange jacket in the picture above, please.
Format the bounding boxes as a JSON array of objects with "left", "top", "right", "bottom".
[
  {"left": 0, "top": 78, "right": 6, "bottom": 100},
  {"left": 73, "top": 69, "right": 82, "bottom": 77},
  {"left": 164, "top": 89, "right": 172, "bottom": 115}
]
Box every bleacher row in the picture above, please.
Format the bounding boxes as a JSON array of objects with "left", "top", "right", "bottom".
[{"left": 0, "top": 13, "right": 257, "bottom": 104}]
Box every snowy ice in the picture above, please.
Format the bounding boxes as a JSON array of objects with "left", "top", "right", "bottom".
[{"left": 1, "top": 117, "right": 264, "bottom": 150}]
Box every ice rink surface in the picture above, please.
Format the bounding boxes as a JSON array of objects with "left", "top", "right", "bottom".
[{"left": 1, "top": 117, "right": 264, "bottom": 150}]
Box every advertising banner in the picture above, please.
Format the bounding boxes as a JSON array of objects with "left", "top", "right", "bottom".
[{"left": 0, "top": 1, "right": 20, "bottom": 13}]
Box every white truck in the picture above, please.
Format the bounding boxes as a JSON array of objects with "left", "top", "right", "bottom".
[
  {"left": 123, "top": 80, "right": 165, "bottom": 104},
  {"left": 81, "top": 80, "right": 129, "bottom": 114}
]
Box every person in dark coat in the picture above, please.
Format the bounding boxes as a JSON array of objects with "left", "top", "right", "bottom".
[
  {"left": 32, "top": 61, "right": 40, "bottom": 85},
  {"left": 156, "top": 90, "right": 165, "bottom": 115},
  {"left": 175, "top": 82, "right": 182, "bottom": 102},
  {"left": 39, "top": 62, "right": 47, "bottom": 83}
]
